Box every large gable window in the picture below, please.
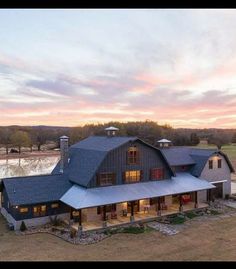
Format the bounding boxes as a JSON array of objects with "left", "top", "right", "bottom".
[
  {"left": 124, "top": 170, "right": 142, "bottom": 183},
  {"left": 127, "top": 146, "right": 139, "bottom": 164},
  {"left": 150, "top": 168, "right": 164, "bottom": 180},
  {"left": 98, "top": 172, "right": 116, "bottom": 186}
]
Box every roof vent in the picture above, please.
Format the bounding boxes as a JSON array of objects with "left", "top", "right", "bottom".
[
  {"left": 157, "top": 138, "right": 172, "bottom": 148},
  {"left": 105, "top": 126, "right": 119, "bottom": 137}
]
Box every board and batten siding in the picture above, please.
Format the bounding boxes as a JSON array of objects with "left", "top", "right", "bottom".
[
  {"left": 88, "top": 140, "right": 172, "bottom": 187},
  {"left": 200, "top": 153, "right": 231, "bottom": 197}
]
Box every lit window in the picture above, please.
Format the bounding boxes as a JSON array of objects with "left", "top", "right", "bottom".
[
  {"left": 98, "top": 173, "right": 115, "bottom": 186},
  {"left": 19, "top": 207, "right": 28, "bottom": 213},
  {"left": 127, "top": 146, "right": 139, "bottom": 164},
  {"left": 218, "top": 159, "right": 222, "bottom": 168},
  {"left": 51, "top": 203, "right": 59, "bottom": 208},
  {"left": 125, "top": 170, "right": 141, "bottom": 183},
  {"left": 209, "top": 160, "right": 213, "bottom": 169},
  {"left": 150, "top": 168, "right": 164, "bottom": 180},
  {"left": 33, "top": 205, "right": 46, "bottom": 216}
]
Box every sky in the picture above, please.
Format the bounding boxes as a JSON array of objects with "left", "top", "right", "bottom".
[{"left": 1, "top": 9, "right": 236, "bottom": 128}]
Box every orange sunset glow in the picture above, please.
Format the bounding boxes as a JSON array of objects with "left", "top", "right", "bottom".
[{"left": 1, "top": 9, "right": 236, "bottom": 128}]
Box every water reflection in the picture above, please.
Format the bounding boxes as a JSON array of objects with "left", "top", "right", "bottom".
[{"left": 0, "top": 156, "right": 60, "bottom": 179}]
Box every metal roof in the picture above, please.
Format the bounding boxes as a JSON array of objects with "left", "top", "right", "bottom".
[
  {"left": 3, "top": 174, "right": 72, "bottom": 206},
  {"left": 60, "top": 172, "right": 215, "bottom": 209},
  {"left": 52, "top": 136, "right": 175, "bottom": 187},
  {"left": 161, "top": 147, "right": 196, "bottom": 166},
  {"left": 71, "top": 136, "right": 137, "bottom": 151},
  {"left": 157, "top": 139, "right": 171, "bottom": 143},
  {"left": 105, "top": 126, "right": 119, "bottom": 131}
]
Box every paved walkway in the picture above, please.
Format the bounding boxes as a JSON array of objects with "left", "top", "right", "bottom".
[
  {"left": 221, "top": 199, "right": 236, "bottom": 209},
  {"left": 147, "top": 222, "right": 179, "bottom": 236}
]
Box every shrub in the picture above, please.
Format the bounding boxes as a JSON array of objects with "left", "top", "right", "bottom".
[
  {"left": 170, "top": 215, "right": 186, "bottom": 225},
  {"left": 70, "top": 228, "right": 77, "bottom": 238},
  {"left": 210, "top": 209, "right": 221, "bottom": 215},
  {"left": 49, "top": 215, "right": 61, "bottom": 226},
  {"left": 185, "top": 211, "right": 198, "bottom": 219},
  {"left": 122, "top": 226, "right": 145, "bottom": 234},
  {"left": 20, "top": 221, "right": 27, "bottom": 232}
]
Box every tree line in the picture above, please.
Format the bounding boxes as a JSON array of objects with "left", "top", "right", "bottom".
[{"left": 0, "top": 121, "right": 236, "bottom": 154}]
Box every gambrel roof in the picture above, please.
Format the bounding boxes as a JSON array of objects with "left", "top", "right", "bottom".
[
  {"left": 52, "top": 136, "right": 175, "bottom": 187},
  {"left": 161, "top": 147, "right": 235, "bottom": 176}
]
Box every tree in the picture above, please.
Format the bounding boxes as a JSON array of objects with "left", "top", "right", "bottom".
[
  {"left": 0, "top": 127, "right": 12, "bottom": 154},
  {"left": 232, "top": 133, "right": 236, "bottom": 143},
  {"left": 190, "top": 133, "right": 200, "bottom": 145},
  {"left": 20, "top": 221, "right": 27, "bottom": 232},
  {"left": 10, "top": 131, "right": 31, "bottom": 154},
  {"left": 31, "top": 128, "right": 48, "bottom": 151}
]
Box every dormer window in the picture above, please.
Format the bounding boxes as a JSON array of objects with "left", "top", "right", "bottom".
[
  {"left": 218, "top": 159, "right": 222, "bottom": 168},
  {"left": 127, "top": 146, "right": 139, "bottom": 164}
]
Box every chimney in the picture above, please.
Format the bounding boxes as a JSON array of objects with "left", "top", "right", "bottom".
[
  {"left": 105, "top": 126, "right": 119, "bottom": 137},
  {"left": 60, "top": 135, "right": 69, "bottom": 173}
]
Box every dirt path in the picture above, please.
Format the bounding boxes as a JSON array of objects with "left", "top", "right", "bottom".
[{"left": 1, "top": 214, "right": 236, "bottom": 261}]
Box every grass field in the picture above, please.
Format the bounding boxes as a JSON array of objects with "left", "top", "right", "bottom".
[
  {"left": 193, "top": 143, "right": 236, "bottom": 170},
  {"left": 1, "top": 214, "right": 236, "bottom": 261}
]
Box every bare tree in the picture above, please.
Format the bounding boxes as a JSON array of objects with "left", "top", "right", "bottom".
[{"left": 10, "top": 131, "right": 31, "bottom": 154}]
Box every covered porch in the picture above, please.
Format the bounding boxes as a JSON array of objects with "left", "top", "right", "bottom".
[
  {"left": 61, "top": 172, "right": 215, "bottom": 232},
  {"left": 73, "top": 199, "right": 209, "bottom": 232}
]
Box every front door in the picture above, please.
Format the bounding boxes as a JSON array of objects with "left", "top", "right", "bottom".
[{"left": 127, "top": 200, "right": 140, "bottom": 213}]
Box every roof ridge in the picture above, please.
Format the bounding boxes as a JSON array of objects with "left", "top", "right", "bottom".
[{"left": 3, "top": 173, "right": 63, "bottom": 181}]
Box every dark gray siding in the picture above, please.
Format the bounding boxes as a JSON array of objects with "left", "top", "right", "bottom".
[
  {"left": 1, "top": 187, "right": 70, "bottom": 221},
  {"left": 89, "top": 141, "right": 172, "bottom": 187},
  {"left": 2, "top": 188, "right": 11, "bottom": 214}
]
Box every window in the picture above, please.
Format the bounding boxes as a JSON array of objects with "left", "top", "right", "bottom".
[
  {"left": 124, "top": 170, "right": 141, "bottom": 183},
  {"left": 127, "top": 146, "right": 139, "bottom": 164},
  {"left": 19, "top": 207, "right": 28, "bottom": 213},
  {"left": 98, "top": 173, "right": 115, "bottom": 186},
  {"left": 209, "top": 160, "right": 213, "bottom": 169},
  {"left": 150, "top": 168, "right": 164, "bottom": 180},
  {"left": 218, "top": 159, "right": 222, "bottom": 168},
  {"left": 51, "top": 203, "right": 59, "bottom": 208},
  {"left": 33, "top": 205, "right": 46, "bottom": 217}
]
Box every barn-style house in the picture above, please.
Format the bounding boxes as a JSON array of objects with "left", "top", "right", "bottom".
[{"left": 0, "top": 127, "right": 234, "bottom": 231}]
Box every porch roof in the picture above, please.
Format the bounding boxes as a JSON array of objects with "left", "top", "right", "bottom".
[{"left": 60, "top": 172, "right": 215, "bottom": 209}]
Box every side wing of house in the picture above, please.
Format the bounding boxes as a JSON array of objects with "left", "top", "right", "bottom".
[
  {"left": 199, "top": 152, "right": 233, "bottom": 199},
  {"left": 88, "top": 139, "right": 173, "bottom": 188}
]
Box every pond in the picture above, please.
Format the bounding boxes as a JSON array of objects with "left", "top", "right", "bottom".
[{"left": 0, "top": 156, "right": 60, "bottom": 179}]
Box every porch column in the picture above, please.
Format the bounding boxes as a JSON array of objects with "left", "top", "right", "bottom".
[
  {"left": 157, "top": 197, "right": 161, "bottom": 216},
  {"left": 130, "top": 201, "right": 135, "bottom": 222},
  {"left": 77, "top": 209, "right": 83, "bottom": 235},
  {"left": 179, "top": 194, "right": 183, "bottom": 212},
  {"left": 194, "top": 191, "right": 198, "bottom": 208},
  {"left": 78, "top": 209, "right": 82, "bottom": 226},
  {"left": 102, "top": 205, "right": 107, "bottom": 228},
  {"left": 207, "top": 189, "right": 213, "bottom": 205}
]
